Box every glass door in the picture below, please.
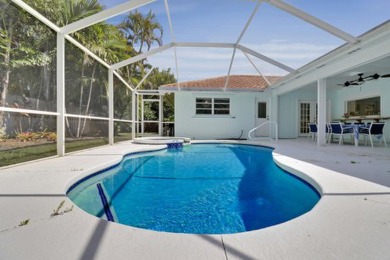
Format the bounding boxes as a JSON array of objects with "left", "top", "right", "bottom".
[
  {"left": 299, "top": 100, "right": 317, "bottom": 136},
  {"left": 255, "top": 101, "right": 269, "bottom": 137}
]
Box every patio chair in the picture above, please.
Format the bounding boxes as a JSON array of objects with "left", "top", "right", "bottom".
[
  {"left": 329, "top": 122, "right": 354, "bottom": 145},
  {"left": 359, "top": 122, "right": 387, "bottom": 148},
  {"left": 307, "top": 123, "right": 317, "bottom": 141}
]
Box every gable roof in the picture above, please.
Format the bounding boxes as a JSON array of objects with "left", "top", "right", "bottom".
[{"left": 159, "top": 75, "right": 282, "bottom": 92}]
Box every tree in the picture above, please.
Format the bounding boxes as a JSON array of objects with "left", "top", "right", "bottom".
[
  {"left": 0, "top": 1, "right": 54, "bottom": 137},
  {"left": 79, "top": 24, "right": 130, "bottom": 137},
  {"left": 34, "top": 0, "right": 109, "bottom": 138},
  {"left": 119, "top": 10, "right": 163, "bottom": 54},
  {"left": 0, "top": 1, "right": 176, "bottom": 141}
]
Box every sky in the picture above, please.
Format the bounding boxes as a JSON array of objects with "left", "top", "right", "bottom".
[{"left": 99, "top": 0, "right": 390, "bottom": 82}]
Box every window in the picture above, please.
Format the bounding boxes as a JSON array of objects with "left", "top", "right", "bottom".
[
  {"left": 257, "top": 102, "right": 267, "bottom": 118},
  {"left": 196, "top": 98, "right": 230, "bottom": 115},
  {"left": 196, "top": 98, "right": 212, "bottom": 114},
  {"left": 346, "top": 96, "right": 380, "bottom": 116}
]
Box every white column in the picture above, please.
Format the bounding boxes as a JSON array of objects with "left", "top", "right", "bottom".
[
  {"left": 108, "top": 69, "right": 114, "bottom": 145},
  {"left": 136, "top": 93, "right": 140, "bottom": 137},
  {"left": 268, "top": 96, "right": 272, "bottom": 137},
  {"left": 131, "top": 91, "right": 136, "bottom": 139},
  {"left": 57, "top": 33, "right": 65, "bottom": 156},
  {"left": 159, "top": 95, "right": 163, "bottom": 136},
  {"left": 317, "top": 78, "right": 327, "bottom": 146},
  {"left": 272, "top": 94, "right": 279, "bottom": 140},
  {"left": 141, "top": 97, "right": 144, "bottom": 136}
]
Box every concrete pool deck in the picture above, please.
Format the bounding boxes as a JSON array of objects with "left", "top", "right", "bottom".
[{"left": 0, "top": 140, "right": 390, "bottom": 259}]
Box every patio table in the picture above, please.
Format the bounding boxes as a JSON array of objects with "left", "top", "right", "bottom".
[{"left": 343, "top": 124, "right": 364, "bottom": 146}]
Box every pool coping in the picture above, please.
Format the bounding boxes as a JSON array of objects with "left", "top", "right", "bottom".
[{"left": 1, "top": 140, "right": 390, "bottom": 259}]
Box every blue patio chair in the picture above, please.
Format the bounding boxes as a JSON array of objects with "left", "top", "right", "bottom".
[
  {"left": 307, "top": 123, "right": 317, "bottom": 141},
  {"left": 359, "top": 122, "right": 387, "bottom": 148},
  {"left": 329, "top": 122, "right": 353, "bottom": 145}
]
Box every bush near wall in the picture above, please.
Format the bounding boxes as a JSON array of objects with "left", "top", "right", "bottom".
[{"left": 16, "top": 131, "right": 57, "bottom": 142}]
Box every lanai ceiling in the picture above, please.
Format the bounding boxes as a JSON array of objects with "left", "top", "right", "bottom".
[{"left": 329, "top": 55, "right": 390, "bottom": 86}]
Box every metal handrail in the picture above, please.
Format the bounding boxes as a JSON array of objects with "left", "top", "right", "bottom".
[{"left": 248, "top": 121, "right": 278, "bottom": 141}]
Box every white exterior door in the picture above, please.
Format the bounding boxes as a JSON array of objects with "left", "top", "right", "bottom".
[
  {"left": 255, "top": 101, "right": 269, "bottom": 137},
  {"left": 299, "top": 100, "right": 317, "bottom": 136}
]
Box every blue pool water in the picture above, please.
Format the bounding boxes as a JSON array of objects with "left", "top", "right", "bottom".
[{"left": 68, "top": 144, "right": 320, "bottom": 234}]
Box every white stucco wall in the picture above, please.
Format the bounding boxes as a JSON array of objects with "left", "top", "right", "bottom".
[
  {"left": 275, "top": 79, "right": 390, "bottom": 140},
  {"left": 174, "top": 80, "right": 389, "bottom": 141},
  {"left": 277, "top": 88, "right": 317, "bottom": 139},
  {"left": 174, "top": 91, "right": 271, "bottom": 140}
]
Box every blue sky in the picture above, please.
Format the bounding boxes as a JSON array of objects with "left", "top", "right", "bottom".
[{"left": 100, "top": 0, "right": 390, "bottom": 81}]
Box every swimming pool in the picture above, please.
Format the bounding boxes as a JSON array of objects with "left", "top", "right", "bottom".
[{"left": 68, "top": 143, "right": 320, "bottom": 234}]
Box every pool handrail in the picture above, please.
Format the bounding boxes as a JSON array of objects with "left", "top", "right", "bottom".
[{"left": 248, "top": 121, "right": 278, "bottom": 142}]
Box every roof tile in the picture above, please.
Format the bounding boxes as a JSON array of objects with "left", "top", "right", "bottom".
[{"left": 161, "top": 75, "right": 282, "bottom": 91}]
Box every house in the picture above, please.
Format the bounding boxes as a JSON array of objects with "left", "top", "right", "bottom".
[
  {"left": 160, "top": 21, "right": 390, "bottom": 144},
  {"left": 160, "top": 75, "right": 281, "bottom": 140}
]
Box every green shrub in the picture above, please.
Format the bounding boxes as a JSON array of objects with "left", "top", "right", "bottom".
[{"left": 16, "top": 131, "right": 57, "bottom": 142}]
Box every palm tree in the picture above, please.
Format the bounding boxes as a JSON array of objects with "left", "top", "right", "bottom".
[
  {"left": 54, "top": 0, "right": 104, "bottom": 138},
  {"left": 118, "top": 10, "right": 164, "bottom": 95},
  {"left": 142, "top": 11, "right": 163, "bottom": 51},
  {"left": 1, "top": 1, "right": 174, "bottom": 141},
  {"left": 119, "top": 10, "right": 163, "bottom": 54},
  {"left": 79, "top": 24, "right": 130, "bottom": 136},
  {"left": 17, "top": 0, "right": 105, "bottom": 138},
  {"left": 0, "top": 1, "right": 52, "bottom": 137}
]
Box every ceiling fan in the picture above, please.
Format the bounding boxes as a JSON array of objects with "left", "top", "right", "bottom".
[{"left": 338, "top": 72, "right": 390, "bottom": 87}]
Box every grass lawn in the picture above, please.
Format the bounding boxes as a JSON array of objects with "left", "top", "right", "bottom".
[
  {"left": 114, "top": 132, "right": 132, "bottom": 143},
  {"left": 0, "top": 138, "right": 111, "bottom": 167},
  {"left": 0, "top": 132, "right": 159, "bottom": 168}
]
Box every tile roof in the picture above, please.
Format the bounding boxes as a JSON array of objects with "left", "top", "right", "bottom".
[{"left": 160, "top": 75, "right": 282, "bottom": 91}]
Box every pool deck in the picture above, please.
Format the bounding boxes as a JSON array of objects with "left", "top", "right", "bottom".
[{"left": 1, "top": 139, "right": 390, "bottom": 259}]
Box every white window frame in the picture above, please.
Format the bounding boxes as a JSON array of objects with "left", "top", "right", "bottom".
[{"left": 195, "top": 97, "right": 230, "bottom": 116}]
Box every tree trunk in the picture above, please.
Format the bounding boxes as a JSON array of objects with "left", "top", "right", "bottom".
[
  {"left": 43, "top": 49, "right": 51, "bottom": 102},
  {"left": 76, "top": 54, "right": 87, "bottom": 138},
  {"left": 80, "top": 63, "right": 96, "bottom": 136},
  {"left": 65, "top": 113, "right": 74, "bottom": 138},
  {"left": 35, "top": 50, "right": 51, "bottom": 131},
  {"left": 0, "top": 18, "right": 14, "bottom": 138}
]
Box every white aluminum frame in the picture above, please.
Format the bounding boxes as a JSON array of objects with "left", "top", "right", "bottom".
[
  {"left": 57, "top": 33, "right": 66, "bottom": 156},
  {"left": 11, "top": 0, "right": 60, "bottom": 33},
  {"left": 134, "top": 67, "right": 155, "bottom": 91},
  {"left": 10, "top": 0, "right": 151, "bottom": 156},
  {"left": 132, "top": 92, "right": 136, "bottom": 139},
  {"left": 225, "top": 0, "right": 263, "bottom": 90},
  {"left": 112, "top": 44, "right": 174, "bottom": 70},
  {"left": 138, "top": 93, "right": 164, "bottom": 137},
  {"left": 113, "top": 71, "right": 135, "bottom": 92},
  {"left": 242, "top": 51, "right": 271, "bottom": 86},
  {"left": 0, "top": 107, "right": 58, "bottom": 116},
  {"left": 164, "top": 0, "right": 180, "bottom": 90},
  {"left": 266, "top": 0, "right": 358, "bottom": 44},
  {"left": 108, "top": 69, "right": 114, "bottom": 145},
  {"left": 238, "top": 45, "right": 295, "bottom": 72},
  {"left": 112, "top": 42, "right": 294, "bottom": 74},
  {"left": 7, "top": 0, "right": 365, "bottom": 159},
  {"left": 65, "top": 114, "right": 110, "bottom": 121},
  {"left": 60, "top": 0, "right": 155, "bottom": 35}
]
